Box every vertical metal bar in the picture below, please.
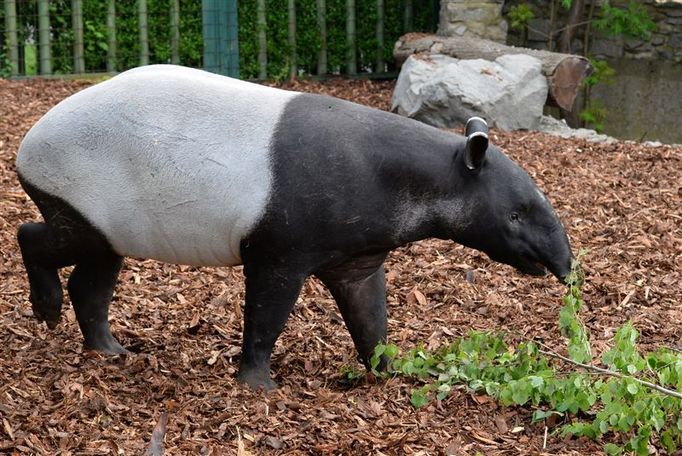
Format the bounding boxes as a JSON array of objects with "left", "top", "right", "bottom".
[
  {"left": 202, "top": 0, "right": 217, "bottom": 74},
  {"left": 170, "top": 0, "right": 180, "bottom": 64},
  {"left": 107, "top": 0, "right": 117, "bottom": 72},
  {"left": 4, "top": 0, "right": 19, "bottom": 76},
  {"left": 316, "top": 0, "right": 327, "bottom": 75},
  {"left": 215, "top": 0, "right": 228, "bottom": 74},
  {"left": 37, "top": 0, "right": 52, "bottom": 75},
  {"left": 256, "top": 0, "right": 267, "bottom": 79},
  {"left": 139, "top": 0, "right": 149, "bottom": 66},
  {"left": 346, "top": 0, "right": 356, "bottom": 75},
  {"left": 72, "top": 0, "right": 85, "bottom": 73},
  {"left": 202, "top": 0, "right": 238, "bottom": 77},
  {"left": 404, "top": 0, "right": 413, "bottom": 33},
  {"left": 218, "top": 0, "right": 227, "bottom": 74},
  {"left": 376, "top": 0, "right": 384, "bottom": 73},
  {"left": 288, "top": 0, "right": 297, "bottom": 79},
  {"left": 226, "top": 0, "right": 239, "bottom": 77}
]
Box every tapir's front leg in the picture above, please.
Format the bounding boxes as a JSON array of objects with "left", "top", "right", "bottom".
[
  {"left": 318, "top": 256, "right": 388, "bottom": 370},
  {"left": 238, "top": 261, "right": 306, "bottom": 390}
]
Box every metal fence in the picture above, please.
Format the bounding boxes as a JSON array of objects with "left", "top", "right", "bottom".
[{"left": 0, "top": 0, "right": 438, "bottom": 79}]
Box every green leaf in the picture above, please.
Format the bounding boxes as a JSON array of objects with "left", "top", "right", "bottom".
[
  {"left": 510, "top": 380, "right": 531, "bottom": 405},
  {"left": 436, "top": 383, "right": 452, "bottom": 401},
  {"left": 626, "top": 383, "right": 639, "bottom": 395},
  {"left": 528, "top": 375, "right": 544, "bottom": 388},
  {"left": 370, "top": 344, "right": 385, "bottom": 371},
  {"left": 532, "top": 410, "right": 561, "bottom": 421},
  {"left": 604, "top": 443, "right": 623, "bottom": 455},
  {"left": 383, "top": 344, "right": 399, "bottom": 359},
  {"left": 661, "top": 429, "right": 677, "bottom": 453},
  {"left": 598, "top": 418, "right": 609, "bottom": 434},
  {"left": 411, "top": 389, "right": 430, "bottom": 408}
]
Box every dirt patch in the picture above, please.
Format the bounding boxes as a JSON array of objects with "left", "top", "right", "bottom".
[{"left": 0, "top": 76, "right": 680, "bottom": 455}]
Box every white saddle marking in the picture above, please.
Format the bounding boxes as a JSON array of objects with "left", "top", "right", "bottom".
[{"left": 17, "top": 65, "right": 299, "bottom": 266}]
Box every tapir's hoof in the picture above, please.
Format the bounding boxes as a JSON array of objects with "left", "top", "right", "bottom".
[
  {"left": 32, "top": 306, "right": 61, "bottom": 328},
  {"left": 237, "top": 369, "right": 278, "bottom": 391},
  {"left": 32, "top": 310, "right": 60, "bottom": 329},
  {"left": 84, "top": 338, "right": 128, "bottom": 355},
  {"left": 45, "top": 319, "right": 60, "bottom": 330}
]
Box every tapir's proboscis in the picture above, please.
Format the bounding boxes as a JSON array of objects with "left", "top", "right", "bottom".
[{"left": 16, "top": 65, "right": 573, "bottom": 390}]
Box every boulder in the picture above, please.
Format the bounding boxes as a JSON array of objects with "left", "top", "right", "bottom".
[{"left": 391, "top": 53, "right": 548, "bottom": 131}]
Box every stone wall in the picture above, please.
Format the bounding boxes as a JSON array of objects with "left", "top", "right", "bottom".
[
  {"left": 591, "top": 59, "right": 682, "bottom": 143},
  {"left": 504, "top": 0, "right": 682, "bottom": 61},
  {"left": 439, "top": 0, "right": 508, "bottom": 43}
]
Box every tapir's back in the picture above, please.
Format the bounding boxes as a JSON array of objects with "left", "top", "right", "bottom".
[{"left": 17, "top": 65, "right": 297, "bottom": 266}]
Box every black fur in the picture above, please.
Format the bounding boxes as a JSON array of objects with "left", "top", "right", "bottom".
[{"left": 18, "top": 178, "right": 124, "bottom": 352}]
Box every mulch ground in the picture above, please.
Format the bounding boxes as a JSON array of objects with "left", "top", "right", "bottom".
[{"left": 0, "top": 76, "right": 680, "bottom": 455}]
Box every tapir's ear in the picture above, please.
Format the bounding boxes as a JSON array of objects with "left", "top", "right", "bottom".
[{"left": 464, "top": 117, "right": 489, "bottom": 171}]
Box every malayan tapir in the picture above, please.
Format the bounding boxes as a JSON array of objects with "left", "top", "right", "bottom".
[{"left": 16, "top": 65, "right": 573, "bottom": 390}]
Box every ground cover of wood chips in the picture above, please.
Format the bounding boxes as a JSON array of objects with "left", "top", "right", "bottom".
[{"left": 0, "top": 76, "right": 680, "bottom": 455}]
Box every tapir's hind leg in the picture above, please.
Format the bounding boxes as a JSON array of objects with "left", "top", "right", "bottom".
[
  {"left": 67, "top": 254, "right": 125, "bottom": 354},
  {"left": 17, "top": 178, "right": 125, "bottom": 353},
  {"left": 17, "top": 223, "right": 67, "bottom": 327}
]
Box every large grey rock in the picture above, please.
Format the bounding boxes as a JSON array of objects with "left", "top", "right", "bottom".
[{"left": 391, "top": 53, "right": 548, "bottom": 131}]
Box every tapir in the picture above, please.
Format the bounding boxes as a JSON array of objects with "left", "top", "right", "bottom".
[{"left": 16, "top": 65, "right": 573, "bottom": 390}]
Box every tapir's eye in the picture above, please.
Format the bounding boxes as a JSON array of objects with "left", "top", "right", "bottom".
[{"left": 510, "top": 212, "right": 520, "bottom": 222}]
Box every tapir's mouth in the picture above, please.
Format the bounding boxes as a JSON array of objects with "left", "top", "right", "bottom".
[{"left": 517, "top": 256, "right": 548, "bottom": 277}]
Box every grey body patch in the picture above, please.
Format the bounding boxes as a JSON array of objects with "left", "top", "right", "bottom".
[{"left": 17, "top": 65, "right": 298, "bottom": 266}]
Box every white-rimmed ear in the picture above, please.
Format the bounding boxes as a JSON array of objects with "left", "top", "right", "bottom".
[{"left": 464, "top": 117, "right": 489, "bottom": 171}]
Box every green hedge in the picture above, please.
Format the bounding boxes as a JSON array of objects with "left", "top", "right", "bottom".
[
  {"left": 1, "top": 0, "right": 436, "bottom": 78},
  {"left": 239, "top": 0, "right": 437, "bottom": 79}
]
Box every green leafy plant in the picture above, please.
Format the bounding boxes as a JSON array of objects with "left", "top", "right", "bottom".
[
  {"left": 507, "top": 3, "right": 535, "bottom": 46},
  {"left": 594, "top": 1, "right": 656, "bottom": 40},
  {"left": 508, "top": 3, "right": 535, "bottom": 32},
  {"left": 583, "top": 59, "right": 616, "bottom": 88},
  {"left": 340, "top": 364, "right": 364, "bottom": 382},
  {"left": 559, "top": 252, "right": 591, "bottom": 363},
  {"left": 579, "top": 99, "right": 608, "bottom": 133},
  {"left": 366, "top": 254, "right": 682, "bottom": 454},
  {"left": 580, "top": 60, "right": 614, "bottom": 132},
  {"left": 0, "top": 43, "right": 13, "bottom": 78}
]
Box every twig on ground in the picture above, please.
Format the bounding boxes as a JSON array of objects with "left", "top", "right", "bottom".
[
  {"left": 536, "top": 343, "right": 682, "bottom": 400},
  {"left": 145, "top": 411, "right": 169, "bottom": 456},
  {"left": 665, "top": 345, "right": 682, "bottom": 355}
]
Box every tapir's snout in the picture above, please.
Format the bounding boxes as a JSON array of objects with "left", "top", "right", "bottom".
[
  {"left": 549, "top": 259, "right": 572, "bottom": 283},
  {"left": 544, "top": 235, "right": 574, "bottom": 284},
  {"left": 521, "top": 224, "right": 573, "bottom": 284}
]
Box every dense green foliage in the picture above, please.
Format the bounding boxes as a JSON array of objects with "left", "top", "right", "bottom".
[
  {"left": 238, "top": 0, "right": 437, "bottom": 79},
  {"left": 594, "top": 1, "right": 656, "bottom": 40},
  {"left": 3, "top": 0, "right": 201, "bottom": 74},
  {"left": 507, "top": 3, "right": 534, "bottom": 33},
  {"left": 57, "top": 0, "right": 201, "bottom": 74},
  {"left": 2, "top": 0, "right": 436, "bottom": 77},
  {"left": 364, "top": 257, "right": 682, "bottom": 454}
]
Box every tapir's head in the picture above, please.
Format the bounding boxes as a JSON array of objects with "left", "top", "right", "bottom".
[{"left": 450, "top": 117, "right": 573, "bottom": 282}]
